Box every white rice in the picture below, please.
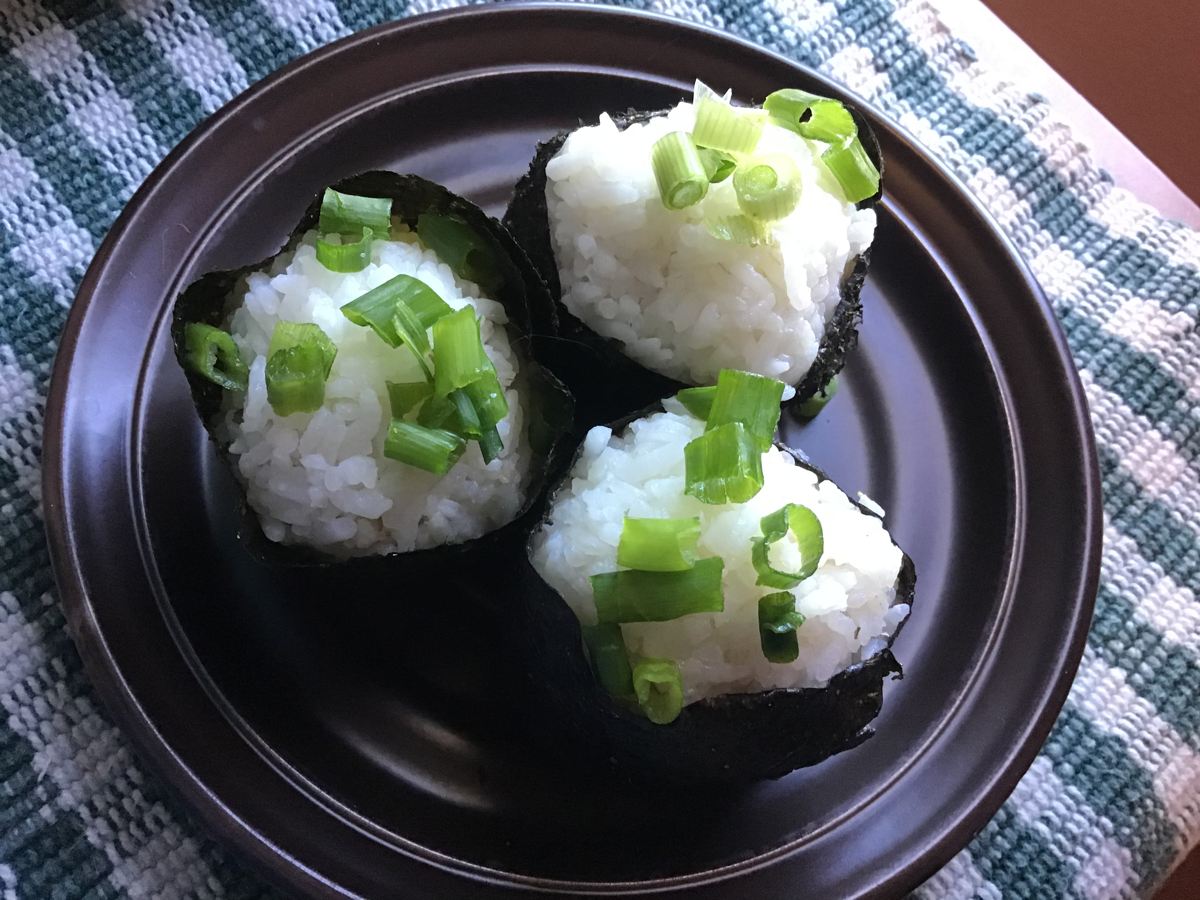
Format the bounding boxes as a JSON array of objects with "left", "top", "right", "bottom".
[
  {"left": 218, "top": 229, "right": 526, "bottom": 557},
  {"left": 530, "top": 405, "right": 907, "bottom": 705},
  {"left": 544, "top": 101, "right": 876, "bottom": 386}
]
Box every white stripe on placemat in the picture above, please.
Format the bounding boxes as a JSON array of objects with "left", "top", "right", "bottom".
[
  {"left": 119, "top": 0, "right": 250, "bottom": 114},
  {"left": 0, "top": 346, "right": 44, "bottom": 509},
  {"left": 1070, "top": 649, "right": 1200, "bottom": 843},
  {"left": 0, "top": 142, "right": 94, "bottom": 307},
  {"left": 0, "top": 591, "right": 222, "bottom": 900},
  {"left": 1102, "top": 524, "right": 1200, "bottom": 657},
  {"left": 1007, "top": 755, "right": 1136, "bottom": 900},
  {"left": 259, "top": 0, "right": 348, "bottom": 51},
  {"left": 2, "top": 6, "right": 163, "bottom": 186}
]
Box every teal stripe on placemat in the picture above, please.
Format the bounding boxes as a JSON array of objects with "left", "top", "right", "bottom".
[
  {"left": 0, "top": 40, "right": 123, "bottom": 240},
  {"left": 0, "top": 723, "right": 119, "bottom": 899},
  {"left": 1090, "top": 582, "right": 1200, "bottom": 748},
  {"left": 1100, "top": 446, "right": 1200, "bottom": 597},
  {"left": 38, "top": 0, "right": 207, "bottom": 149},
  {"left": 187, "top": 0, "right": 303, "bottom": 82},
  {"left": 1056, "top": 305, "right": 1199, "bottom": 444},
  {"left": 1044, "top": 705, "right": 1179, "bottom": 882},
  {"left": 968, "top": 805, "right": 1085, "bottom": 900}
]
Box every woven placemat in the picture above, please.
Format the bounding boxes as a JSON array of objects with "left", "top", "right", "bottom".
[{"left": 1, "top": 1, "right": 1197, "bottom": 897}]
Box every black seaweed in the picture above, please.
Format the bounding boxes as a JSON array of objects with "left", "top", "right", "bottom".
[
  {"left": 171, "top": 171, "right": 574, "bottom": 569},
  {"left": 503, "top": 107, "right": 884, "bottom": 424},
  {"left": 512, "top": 402, "right": 914, "bottom": 783}
]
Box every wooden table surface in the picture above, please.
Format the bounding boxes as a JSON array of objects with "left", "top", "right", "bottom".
[{"left": 924, "top": 2, "right": 1199, "bottom": 896}]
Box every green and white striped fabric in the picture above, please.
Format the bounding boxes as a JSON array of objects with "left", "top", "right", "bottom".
[{"left": 1, "top": 0, "right": 1197, "bottom": 896}]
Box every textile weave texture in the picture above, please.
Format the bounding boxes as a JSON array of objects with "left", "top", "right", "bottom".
[{"left": 2, "top": 0, "right": 1198, "bottom": 897}]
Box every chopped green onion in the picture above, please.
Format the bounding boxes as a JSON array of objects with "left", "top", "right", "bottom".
[
  {"left": 796, "top": 376, "right": 838, "bottom": 419},
  {"left": 416, "top": 213, "right": 502, "bottom": 292},
  {"left": 391, "top": 302, "right": 434, "bottom": 381},
  {"left": 340, "top": 274, "right": 451, "bottom": 348},
  {"left": 448, "top": 388, "right": 483, "bottom": 439},
  {"left": 705, "top": 213, "right": 769, "bottom": 245},
  {"left": 432, "top": 307, "right": 491, "bottom": 397},
  {"left": 698, "top": 148, "right": 736, "bottom": 183},
  {"left": 267, "top": 322, "right": 336, "bottom": 377},
  {"left": 318, "top": 188, "right": 392, "bottom": 236},
  {"left": 581, "top": 624, "right": 634, "bottom": 699},
  {"left": 762, "top": 88, "right": 828, "bottom": 133},
  {"left": 684, "top": 422, "right": 764, "bottom": 504},
  {"left": 617, "top": 517, "right": 701, "bottom": 572},
  {"left": 692, "top": 89, "right": 764, "bottom": 154},
  {"left": 476, "top": 426, "right": 503, "bottom": 465},
  {"left": 758, "top": 592, "right": 806, "bottom": 663},
  {"left": 316, "top": 227, "right": 374, "bottom": 273},
  {"left": 675, "top": 385, "right": 717, "bottom": 420},
  {"left": 463, "top": 370, "right": 508, "bottom": 429},
  {"left": 797, "top": 99, "right": 856, "bottom": 143},
  {"left": 705, "top": 368, "right": 785, "bottom": 451},
  {"left": 590, "top": 557, "right": 724, "bottom": 624},
  {"left": 733, "top": 155, "right": 801, "bottom": 221},
  {"left": 822, "top": 136, "right": 881, "bottom": 203},
  {"left": 265, "top": 345, "right": 327, "bottom": 416},
  {"left": 651, "top": 132, "right": 710, "bottom": 210},
  {"left": 384, "top": 420, "right": 466, "bottom": 474},
  {"left": 632, "top": 658, "right": 684, "bottom": 725},
  {"left": 386, "top": 381, "right": 433, "bottom": 418},
  {"left": 183, "top": 323, "right": 248, "bottom": 391},
  {"left": 416, "top": 392, "right": 457, "bottom": 430},
  {"left": 750, "top": 503, "right": 824, "bottom": 589}
]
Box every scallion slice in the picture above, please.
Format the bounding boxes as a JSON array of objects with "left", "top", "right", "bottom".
[
  {"left": 822, "top": 136, "right": 881, "bottom": 203},
  {"left": 705, "top": 213, "right": 769, "bottom": 245},
  {"left": 581, "top": 624, "right": 634, "bottom": 699},
  {"left": 796, "top": 376, "right": 838, "bottom": 419},
  {"left": 391, "top": 301, "right": 434, "bottom": 381},
  {"left": 316, "top": 227, "right": 374, "bottom": 273},
  {"left": 705, "top": 368, "right": 785, "bottom": 451},
  {"left": 267, "top": 321, "right": 336, "bottom": 377},
  {"left": 265, "top": 344, "right": 328, "bottom": 416},
  {"left": 797, "top": 99, "right": 856, "bottom": 143},
  {"left": 384, "top": 420, "right": 466, "bottom": 474},
  {"left": 750, "top": 503, "right": 824, "bottom": 589},
  {"left": 762, "top": 88, "right": 827, "bottom": 134},
  {"left": 432, "top": 307, "right": 491, "bottom": 398},
  {"left": 758, "top": 592, "right": 806, "bottom": 663},
  {"left": 416, "top": 392, "right": 457, "bottom": 430},
  {"left": 340, "top": 274, "right": 451, "bottom": 348},
  {"left": 733, "top": 155, "right": 802, "bottom": 221},
  {"left": 684, "top": 422, "right": 764, "bottom": 504},
  {"left": 590, "top": 557, "right": 724, "bottom": 624},
  {"left": 675, "top": 385, "right": 717, "bottom": 420},
  {"left": 386, "top": 381, "right": 433, "bottom": 418},
  {"left": 692, "top": 89, "right": 764, "bottom": 154},
  {"left": 651, "top": 132, "right": 710, "bottom": 211},
  {"left": 183, "top": 323, "right": 248, "bottom": 391},
  {"left": 632, "top": 658, "right": 684, "bottom": 725},
  {"left": 476, "top": 426, "right": 503, "bottom": 465},
  {"left": 617, "top": 516, "right": 701, "bottom": 572},
  {"left": 463, "top": 370, "right": 508, "bottom": 429},
  {"left": 318, "top": 189, "right": 392, "bottom": 236},
  {"left": 698, "top": 147, "right": 736, "bottom": 183},
  {"left": 416, "top": 213, "right": 501, "bottom": 292},
  {"left": 448, "top": 388, "right": 483, "bottom": 439}
]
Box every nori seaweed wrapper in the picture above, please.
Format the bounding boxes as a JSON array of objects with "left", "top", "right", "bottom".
[
  {"left": 503, "top": 105, "right": 883, "bottom": 425},
  {"left": 512, "top": 402, "right": 913, "bottom": 783},
  {"left": 172, "top": 171, "right": 574, "bottom": 569}
]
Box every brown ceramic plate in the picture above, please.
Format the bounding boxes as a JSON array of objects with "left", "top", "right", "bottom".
[{"left": 42, "top": 5, "right": 1100, "bottom": 897}]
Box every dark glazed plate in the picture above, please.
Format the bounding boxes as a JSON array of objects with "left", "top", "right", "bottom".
[{"left": 43, "top": 5, "right": 1101, "bottom": 898}]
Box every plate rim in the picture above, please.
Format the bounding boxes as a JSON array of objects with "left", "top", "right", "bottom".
[{"left": 42, "top": 3, "right": 1103, "bottom": 897}]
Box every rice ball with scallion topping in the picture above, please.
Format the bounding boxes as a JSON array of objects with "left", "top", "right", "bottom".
[
  {"left": 543, "top": 98, "right": 876, "bottom": 387},
  {"left": 218, "top": 227, "right": 527, "bottom": 557},
  {"left": 530, "top": 400, "right": 907, "bottom": 705}
]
